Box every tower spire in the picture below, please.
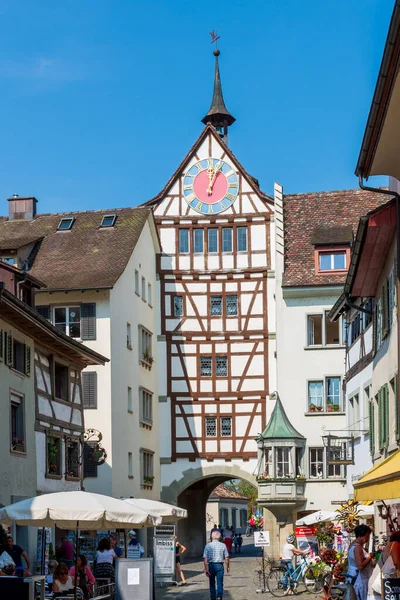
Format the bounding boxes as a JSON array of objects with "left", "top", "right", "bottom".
[{"left": 202, "top": 48, "right": 235, "bottom": 144}]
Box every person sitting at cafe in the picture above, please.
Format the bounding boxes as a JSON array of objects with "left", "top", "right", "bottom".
[
  {"left": 0, "top": 564, "right": 15, "bottom": 576},
  {"left": 69, "top": 554, "right": 95, "bottom": 599},
  {"left": 52, "top": 562, "right": 74, "bottom": 593}
]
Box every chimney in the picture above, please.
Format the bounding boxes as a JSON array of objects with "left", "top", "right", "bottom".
[{"left": 7, "top": 194, "right": 38, "bottom": 220}]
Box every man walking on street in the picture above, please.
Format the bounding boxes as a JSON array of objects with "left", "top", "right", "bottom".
[{"left": 203, "top": 531, "right": 230, "bottom": 600}]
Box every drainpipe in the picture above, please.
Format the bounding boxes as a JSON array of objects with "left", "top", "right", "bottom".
[{"left": 358, "top": 175, "right": 400, "bottom": 432}]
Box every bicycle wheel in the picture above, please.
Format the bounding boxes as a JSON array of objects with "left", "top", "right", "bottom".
[
  {"left": 267, "top": 568, "right": 290, "bottom": 597},
  {"left": 303, "top": 566, "right": 326, "bottom": 593}
]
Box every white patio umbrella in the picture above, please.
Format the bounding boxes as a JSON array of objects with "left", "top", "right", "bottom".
[
  {"left": 122, "top": 498, "right": 187, "bottom": 520},
  {"left": 0, "top": 490, "right": 161, "bottom": 529},
  {"left": 0, "top": 491, "right": 161, "bottom": 600},
  {"left": 295, "top": 510, "right": 336, "bottom": 526}
]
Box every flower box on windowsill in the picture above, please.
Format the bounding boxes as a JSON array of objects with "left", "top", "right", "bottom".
[
  {"left": 11, "top": 443, "right": 25, "bottom": 453},
  {"left": 140, "top": 358, "right": 154, "bottom": 371},
  {"left": 141, "top": 482, "right": 154, "bottom": 490}
]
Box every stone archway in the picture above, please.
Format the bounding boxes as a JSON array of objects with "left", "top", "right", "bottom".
[{"left": 161, "top": 464, "right": 257, "bottom": 557}]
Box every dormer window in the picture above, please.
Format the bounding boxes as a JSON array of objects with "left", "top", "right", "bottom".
[
  {"left": 314, "top": 245, "right": 350, "bottom": 274},
  {"left": 100, "top": 214, "right": 116, "bottom": 228},
  {"left": 57, "top": 217, "right": 74, "bottom": 231},
  {"left": 1, "top": 257, "right": 14, "bottom": 265},
  {"left": 319, "top": 251, "right": 346, "bottom": 271}
]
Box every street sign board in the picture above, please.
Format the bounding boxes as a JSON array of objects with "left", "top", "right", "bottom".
[
  {"left": 154, "top": 525, "right": 175, "bottom": 537},
  {"left": 254, "top": 531, "right": 270, "bottom": 547}
]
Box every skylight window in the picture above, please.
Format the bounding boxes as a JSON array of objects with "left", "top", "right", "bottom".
[
  {"left": 57, "top": 217, "right": 74, "bottom": 231},
  {"left": 100, "top": 214, "right": 117, "bottom": 228}
]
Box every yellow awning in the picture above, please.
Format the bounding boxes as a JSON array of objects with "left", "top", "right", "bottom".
[
  {"left": 361, "top": 501, "right": 373, "bottom": 506},
  {"left": 354, "top": 450, "right": 400, "bottom": 502}
]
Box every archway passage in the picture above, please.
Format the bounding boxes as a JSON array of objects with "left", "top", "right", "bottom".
[{"left": 161, "top": 464, "right": 257, "bottom": 557}]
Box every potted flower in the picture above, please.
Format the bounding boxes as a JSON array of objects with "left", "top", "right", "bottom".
[
  {"left": 142, "top": 347, "right": 154, "bottom": 367},
  {"left": 309, "top": 404, "right": 317, "bottom": 413},
  {"left": 333, "top": 405, "right": 340, "bottom": 412},
  {"left": 316, "top": 405, "right": 323, "bottom": 412},
  {"left": 327, "top": 403, "right": 333, "bottom": 412},
  {"left": 11, "top": 437, "right": 25, "bottom": 452},
  {"left": 144, "top": 475, "right": 154, "bottom": 484}
]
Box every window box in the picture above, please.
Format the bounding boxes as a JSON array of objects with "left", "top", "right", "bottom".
[
  {"left": 141, "top": 349, "right": 154, "bottom": 370},
  {"left": 11, "top": 438, "right": 25, "bottom": 453}
]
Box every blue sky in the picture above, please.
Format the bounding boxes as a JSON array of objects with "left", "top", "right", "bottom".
[{"left": 0, "top": 0, "right": 392, "bottom": 213}]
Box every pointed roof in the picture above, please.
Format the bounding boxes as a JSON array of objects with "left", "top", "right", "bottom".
[
  {"left": 140, "top": 124, "right": 273, "bottom": 208},
  {"left": 258, "top": 395, "right": 305, "bottom": 441},
  {"left": 202, "top": 49, "right": 235, "bottom": 127}
]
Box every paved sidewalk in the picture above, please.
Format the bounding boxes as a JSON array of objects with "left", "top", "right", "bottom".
[{"left": 155, "top": 538, "right": 310, "bottom": 600}]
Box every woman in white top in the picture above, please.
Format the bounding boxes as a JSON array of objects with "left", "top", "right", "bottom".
[
  {"left": 94, "top": 537, "right": 116, "bottom": 582},
  {"left": 52, "top": 562, "right": 74, "bottom": 593},
  {"left": 281, "top": 534, "right": 309, "bottom": 595}
]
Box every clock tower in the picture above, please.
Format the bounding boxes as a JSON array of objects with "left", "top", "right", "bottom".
[{"left": 142, "top": 48, "right": 275, "bottom": 555}]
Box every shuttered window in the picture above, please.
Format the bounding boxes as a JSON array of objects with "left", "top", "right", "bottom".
[
  {"left": 36, "top": 305, "right": 50, "bottom": 320},
  {"left": 25, "top": 345, "right": 31, "bottom": 376},
  {"left": 82, "top": 372, "right": 97, "bottom": 409},
  {"left": 81, "top": 303, "right": 96, "bottom": 340},
  {"left": 378, "top": 385, "right": 390, "bottom": 449},
  {"left": 83, "top": 442, "right": 98, "bottom": 478},
  {"left": 369, "top": 401, "right": 375, "bottom": 455}
]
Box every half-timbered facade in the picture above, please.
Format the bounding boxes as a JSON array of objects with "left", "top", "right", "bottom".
[{"left": 146, "top": 123, "right": 273, "bottom": 468}]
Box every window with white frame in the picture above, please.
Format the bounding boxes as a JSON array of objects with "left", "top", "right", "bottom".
[
  {"left": 139, "top": 326, "right": 152, "bottom": 362},
  {"left": 222, "top": 228, "right": 233, "bottom": 252},
  {"left": 363, "top": 385, "right": 371, "bottom": 430},
  {"left": 140, "top": 387, "right": 153, "bottom": 425},
  {"left": 348, "top": 393, "right": 360, "bottom": 434},
  {"left": 237, "top": 227, "right": 247, "bottom": 252},
  {"left": 128, "top": 452, "right": 133, "bottom": 478},
  {"left": 275, "top": 447, "right": 291, "bottom": 477},
  {"left": 193, "top": 229, "right": 204, "bottom": 253},
  {"left": 141, "top": 450, "right": 154, "bottom": 486},
  {"left": 328, "top": 460, "right": 343, "bottom": 479},
  {"left": 309, "top": 448, "right": 324, "bottom": 478},
  {"left": 211, "top": 296, "right": 222, "bottom": 316},
  {"left": 128, "top": 386, "right": 133, "bottom": 413},
  {"left": 226, "top": 295, "right": 238, "bottom": 316},
  {"left": 148, "top": 283, "right": 152, "bottom": 306},
  {"left": 127, "top": 323, "right": 132, "bottom": 350},
  {"left": 308, "top": 377, "right": 341, "bottom": 412},
  {"left": 205, "top": 417, "right": 217, "bottom": 437},
  {"left": 10, "top": 392, "right": 25, "bottom": 451},
  {"left": 141, "top": 277, "right": 146, "bottom": 301},
  {"left": 174, "top": 296, "right": 183, "bottom": 317},
  {"left": 54, "top": 306, "right": 81, "bottom": 338},
  {"left": 135, "top": 270, "right": 139, "bottom": 294},
  {"left": 216, "top": 356, "right": 228, "bottom": 377},
  {"left": 179, "top": 229, "right": 189, "bottom": 253},
  {"left": 307, "top": 312, "right": 340, "bottom": 346},
  {"left": 319, "top": 251, "right": 346, "bottom": 271},
  {"left": 208, "top": 229, "right": 218, "bottom": 253},
  {"left": 221, "top": 417, "right": 232, "bottom": 436},
  {"left": 200, "top": 356, "right": 212, "bottom": 377}
]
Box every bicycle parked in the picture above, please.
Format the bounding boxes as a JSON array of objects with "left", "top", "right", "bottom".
[{"left": 266, "top": 554, "right": 325, "bottom": 596}]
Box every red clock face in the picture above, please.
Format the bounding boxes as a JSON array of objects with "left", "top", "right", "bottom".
[{"left": 183, "top": 159, "right": 239, "bottom": 215}]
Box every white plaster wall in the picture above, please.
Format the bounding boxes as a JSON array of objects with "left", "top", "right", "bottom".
[
  {"left": 35, "top": 289, "right": 113, "bottom": 495},
  {"left": 345, "top": 364, "right": 373, "bottom": 497},
  {"left": 206, "top": 499, "right": 248, "bottom": 532},
  {"left": 110, "top": 218, "right": 160, "bottom": 500},
  {"left": 0, "top": 319, "right": 37, "bottom": 507}
]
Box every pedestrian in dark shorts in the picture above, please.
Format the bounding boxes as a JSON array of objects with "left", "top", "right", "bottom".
[{"left": 175, "top": 538, "right": 187, "bottom": 585}]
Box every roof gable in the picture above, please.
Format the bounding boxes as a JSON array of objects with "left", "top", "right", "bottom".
[{"left": 141, "top": 124, "right": 272, "bottom": 208}]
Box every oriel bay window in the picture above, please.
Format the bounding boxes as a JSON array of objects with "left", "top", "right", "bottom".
[{"left": 259, "top": 443, "right": 304, "bottom": 479}]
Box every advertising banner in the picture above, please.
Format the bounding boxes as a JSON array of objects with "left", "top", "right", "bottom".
[
  {"left": 153, "top": 538, "right": 175, "bottom": 576},
  {"left": 295, "top": 526, "right": 319, "bottom": 557}
]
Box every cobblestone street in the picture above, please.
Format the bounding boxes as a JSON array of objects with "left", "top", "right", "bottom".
[{"left": 155, "top": 539, "right": 310, "bottom": 600}]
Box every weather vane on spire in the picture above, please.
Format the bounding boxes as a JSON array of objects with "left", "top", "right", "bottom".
[{"left": 210, "top": 30, "right": 220, "bottom": 48}]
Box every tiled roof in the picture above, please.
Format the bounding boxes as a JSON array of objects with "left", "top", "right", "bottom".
[
  {"left": 282, "top": 188, "right": 389, "bottom": 287},
  {"left": 209, "top": 484, "right": 249, "bottom": 501},
  {"left": 0, "top": 207, "right": 152, "bottom": 290}
]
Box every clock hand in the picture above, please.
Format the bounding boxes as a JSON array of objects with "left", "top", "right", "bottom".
[{"left": 207, "top": 160, "right": 223, "bottom": 195}]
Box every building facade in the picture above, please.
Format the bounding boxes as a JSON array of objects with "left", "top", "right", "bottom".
[
  {"left": 0, "top": 271, "right": 105, "bottom": 569},
  {"left": 0, "top": 199, "right": 161, "bottom": 515},
  {"left": 206, "top": 484, "right": 248, "bottom": 535},
  {"left": 143, "top": 51, "right": 272, "bottom": 555}
]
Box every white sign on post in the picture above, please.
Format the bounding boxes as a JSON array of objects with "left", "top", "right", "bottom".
[
  {"left": 254, "top": 531, "right": 270, "bottom": 547},
  {"left": 154, "top": 538, "right": 175, "bottom": 575}
]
